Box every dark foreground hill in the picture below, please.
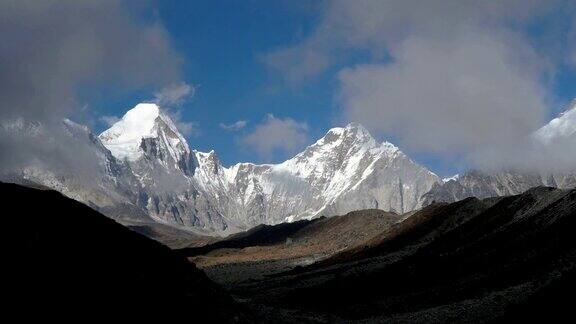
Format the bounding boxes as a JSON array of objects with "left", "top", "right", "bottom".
[
  {"left": 1, "top": 182, "right": 248, "bottom": 321},
  {"left": 190, "top": 187, "right": 576, "bottom": 323}
]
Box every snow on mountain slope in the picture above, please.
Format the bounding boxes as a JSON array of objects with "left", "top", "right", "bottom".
[
  {"left": 99, "top": 104, "right": 234, "bottom": 233},
  {"left": 533, "top": 100, "right": 576, "bottom": 145},
  {"left": 182, "top": 122, "right": 441, "bottom": 227},
  {"left": 273, "top": 123, "right": 399, "bottom": 199},
  {"left": 266, "top": 123, "right": 440, "bottom": 219},
  {"left": 442, "top": 174, "right": 460, "bottom": 183},
  {"left": 94, "top": 103, "right": 441, "bottom": 233},
  {"left": 100, "top": 103, "right": 190, "bottom": 164}
]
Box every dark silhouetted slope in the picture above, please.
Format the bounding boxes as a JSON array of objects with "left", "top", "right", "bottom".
[{"left": 2, "top": 182, "right": 248, "bottom": 321}]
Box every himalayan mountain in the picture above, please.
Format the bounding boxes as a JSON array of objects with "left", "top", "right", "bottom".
[{"left": 3, "top": 101, "right": 575, "bottom": 235}]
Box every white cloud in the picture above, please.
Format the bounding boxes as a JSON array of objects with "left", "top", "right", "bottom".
[
  {"left": 263, "top": 0, "right": 576, "bottom": 171},
  {"left": 220, "top": 120, "right": 248, "bottom": 131},
  {"left": 165, "top": 109, "right": 200, "bottom": 137},
  {"left": 175, "top": 120, "right": 200, "bottom": 137},
  {"left": 338, "top": 32, "right": 547, "bottom": 161},
  {"left": 154, "top": 82, "right": 195, "bottom": 106},
  {"left": 99, "top": 115, "right": 120, "bottom": 127},
  {"left": 152, "top": 82, "right": 199, "bottom": 137},
  {"left": 263, "top": 0, "right": 555, "bottom": 83},
  {"left": 241, "top": 114, "right": 308, "bottom": 161}
]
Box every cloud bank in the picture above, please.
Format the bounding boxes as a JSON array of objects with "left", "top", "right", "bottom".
[
  {"left": 338, "top": 32, "right": 546, "bottom": 156},
  {"left": 265, "top": 0, "right": 576, "bottom": 172},
  {"left": 0, "top": 0, "right": 185, "bottom": 177}
]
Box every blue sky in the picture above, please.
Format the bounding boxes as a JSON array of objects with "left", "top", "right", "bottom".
[
  {"left": 87, "top": 0, "right": 575, "bottom": 177},
  {"left": 91, "top": 1, "right": 336, "bottom": 164}
]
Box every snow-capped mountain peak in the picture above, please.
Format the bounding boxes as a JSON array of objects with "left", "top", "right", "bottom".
[
  {"left": 342, "top": 121, "right": 373, "bottom": 138},
  {"left": 271, "top": 122, "right": 406, "bottom": 190},
  {"left": 264, "top": 121, "right": 437, "bottom": 218},
  {"left": 99, "top": 103, "right": 189, "bottom": 163},
  {"left": 331, "top": 122, "right": 400, "bottom": 155},
  {"left": 317, "top": 123, "right": 376, "bottom": 147}
]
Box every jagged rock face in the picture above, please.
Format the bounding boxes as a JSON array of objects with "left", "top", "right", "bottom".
[
  {"left": 95, "top": 104, "right": 441, "bottom": 233},
  {"left": 422, "top": 170, "right": 576, "bottom": 204},
  {"left": 264, "top": 124, "right": 439, "bottom": 219},
  {"left": 183, "top": 122, "right": 440, "bottom": 229},
  {"left": 99, "top": 103, "right": 232, "bottom": 233}
]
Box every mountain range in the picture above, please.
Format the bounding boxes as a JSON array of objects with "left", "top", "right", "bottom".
[{"left": 3, "top": 101, "right": 575, "bottom": 235}]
